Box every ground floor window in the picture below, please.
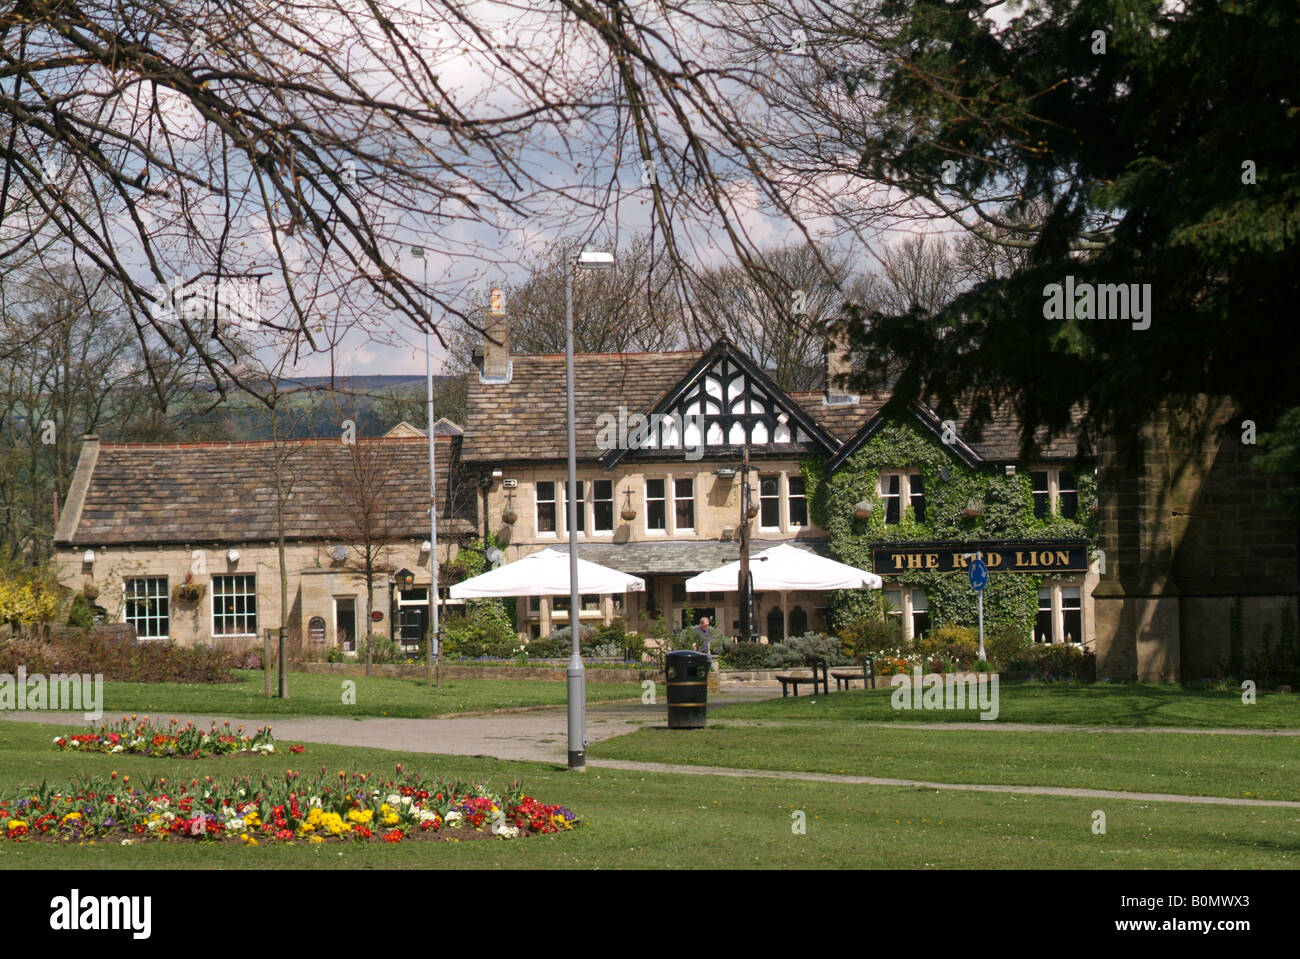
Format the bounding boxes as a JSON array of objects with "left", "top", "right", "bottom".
[
  {"left": 212, "top": 574, "right": 257, "bottom": 636},
  {"left": 125, "top": 577, "right": 169, "bottom": 639},
  {"left": 1036, "top": 582, "right": 1085, "bottom": 644},
  {"left": 883, "top": 586, "right": 930, "bottom": 641}
]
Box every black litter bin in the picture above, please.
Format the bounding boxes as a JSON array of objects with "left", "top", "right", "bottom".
[{"left": 666, "top": 649, "right": 710, "bottom": 729}]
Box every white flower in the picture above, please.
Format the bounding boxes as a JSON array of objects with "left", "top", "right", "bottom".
[
  {"left": 53, "top": 736, "right": 62, "bottom": 743},
  {"left": 494, "top": 825, "right": 520, "bottom": 839},
  {"left": 120, "top": 839, "right": 136, "bottom": 846},
  {"left": 227, "top": 818, "right": 245, "bottom": 831},
  {"left": 111, "top": 744, "right": 124, "bottom": 752},
  {"left": 417, "top": 810, "right": 439, "bottom": 823},
  {"left": 70, "top": 740, "right": 79, "bottom": 748},
  {"left": 445, "top": 811, "right": 464, "bottom": 826},
  {"left": 386, "top": 794, "right": 402, "bottom": 806},
  {"left": 237, "top": 788, "right": 246, "bottom": 798},
  {"left": 401, "top": 796, "right": 413, "bottom": 807}
]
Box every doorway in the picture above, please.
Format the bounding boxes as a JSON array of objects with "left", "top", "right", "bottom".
[
  {"left": 396, "top": 588, "right": 429, "bottom": 655},
  {"left": 335, "top": 598, "right": 356, "bottom": 652}
]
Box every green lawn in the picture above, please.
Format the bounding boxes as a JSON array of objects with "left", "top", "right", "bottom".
[
  {"left": 713, "top": 681, "right": 1300, "bottom": 728},
  {"left": 95, "top": 670, "right": 655, "bottom": 719},
  {"left": 1, "top": 721, "right": 1295, "bottom": 869},
  {"left": 591, "top": 724, "right": 1300, "bottom": 801}
]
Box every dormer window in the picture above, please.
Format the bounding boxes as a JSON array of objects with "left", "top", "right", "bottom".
[
  {"left": 879, "top": 472, "right": 925, "bottom": 525},
  {"left": 1031, "top": 469, "right": 1078, "bottom": 519}
]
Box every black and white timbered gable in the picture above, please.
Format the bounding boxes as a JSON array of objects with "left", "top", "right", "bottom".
[{"left": 598, "top": 339, "right": 839, "bottom": 466}]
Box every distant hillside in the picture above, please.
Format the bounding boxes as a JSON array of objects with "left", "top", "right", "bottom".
[{"left": 99, "top": 374, "right": 466, "bottom": 442}]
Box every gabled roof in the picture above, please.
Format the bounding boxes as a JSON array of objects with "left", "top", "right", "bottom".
[
  {"left": 598, "top": 339, "right": 841, "bottom": 469},
  {"left": 55, "top": 435, "right": 476, "bottom": 547},
  {"left": 384, "top": 418, "right": 464, "bottom": 438},
  {"left": 826, "top": 397, "right": 1085, "bottom": 471},
  {"left": 462, "top": 349, "right": 703, "bottom": 463},
  {"left": 461, "top": 335, "right": 1085, "bottom": 470}
]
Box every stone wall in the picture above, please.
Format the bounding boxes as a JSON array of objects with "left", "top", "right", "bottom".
[{"left": 1093, "top": 396, "right": 1298, "bottom": 680}]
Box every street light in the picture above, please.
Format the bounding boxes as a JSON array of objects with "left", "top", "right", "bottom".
[
  {"left": 412, "top": 246, "right": 440, "bottom": 686},
  {"left": 565, "top": 246, "right": 614, "bottom": 772}
]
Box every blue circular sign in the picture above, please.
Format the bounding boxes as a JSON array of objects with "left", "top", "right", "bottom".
[{"left": 969, "top": 559, "right": 989, "bottom": 591}]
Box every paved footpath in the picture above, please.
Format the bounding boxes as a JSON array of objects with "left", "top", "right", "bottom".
[{"left": 4, "top": 692, "right": 1297, "bottom": 808}]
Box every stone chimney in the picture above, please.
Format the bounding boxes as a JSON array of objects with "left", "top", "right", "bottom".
[
  {"left": 824, "top": 324, "right": 858, "bottom": 404},
  {"left": 479, "top": 287, "right": 512, "bottom": 383}
]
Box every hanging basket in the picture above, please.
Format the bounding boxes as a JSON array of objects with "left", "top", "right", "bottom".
[{"left": 853, "top": 500, "right": 873, "bottom": 520}]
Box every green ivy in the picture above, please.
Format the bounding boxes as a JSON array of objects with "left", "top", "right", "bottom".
[{"left": 803, "top": 420, "right": 1097, "bottom": 638}]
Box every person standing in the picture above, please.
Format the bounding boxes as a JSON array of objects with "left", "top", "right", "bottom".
[{"left": 693, "top": 616, "right": 712, "bottom": 656}]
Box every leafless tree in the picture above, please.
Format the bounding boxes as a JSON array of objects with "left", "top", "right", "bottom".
[
  {"left": 686, "top": 241, "right": 873, "bottom": 391},
  {"left": 326, "top": 437, "right": 399, "bottom": 677}
]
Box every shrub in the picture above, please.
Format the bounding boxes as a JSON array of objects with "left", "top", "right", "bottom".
[
  {"left": 718, "top": 641, "right": 768, "bottom": 670},
  {"left": 524, "top": 636, "right": 571, "bottom": 658},
  {"left": 838, "top": 612, "right": 905, "bottom": 659},
  {"left": 0, "top": 632, "right": 241, "bottom": 683},
  {"left": 785, "top": 631, "right": 851, "bottom": 666},
  {"left": 916, "top": 625, "right": 980, "bottom": 671},
  {"left": 67, "top": 593, "right": 94, "bottom": 630},
  {"left": 0, "top": 575, "right": 60, "bottom": 625},
  {"left": 443, "top": 600, "right": 516, "bottom": 659},
  {"left": 1019, "top": 643, "right": 1096, "bottom": 682},
  {"left": 985, "top": 624, "right": 1032, "bottom": 670},
  {"left": 544, "top": 625, "right": 596, "bottom": 651}
]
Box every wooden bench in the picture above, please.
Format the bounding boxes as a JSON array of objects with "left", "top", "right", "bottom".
[
  {"left": 776, "top": 659, "right": 829, "bottom": 697},
  {"left": 832, "top": 656, "right": 877, "bottom": 691}
]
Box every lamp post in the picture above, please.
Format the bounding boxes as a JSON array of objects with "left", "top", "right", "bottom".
[
  {"left": 412, "top": 246, "right": 440, "bottom": 687},
  {"left": 565, "top": 248, "right": 614, "bottom": 772}
]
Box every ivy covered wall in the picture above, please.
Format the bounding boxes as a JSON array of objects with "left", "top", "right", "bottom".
[{"left": 802, "top": 419, "right": 1098, "bottom": 638}]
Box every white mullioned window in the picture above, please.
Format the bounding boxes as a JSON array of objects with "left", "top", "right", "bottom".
[
  {"left": 646, "top": 478, "right": 667, "bottom": 532},
  {"left": 124, "top": 577, "right": 169, "bottom": 639},
  {"left": 212, "top": 574, "right": 257, "bottom": 636},
  {"left": 535, "top": 480, "right": 558, "bottom": 534},
  {"left": 673, "top": 477, "right": 695, "bottom": 532},
  {"left": 787, "top": 474, "right": 808, "bottom": 527},
  {"left": 878, "top": 471, "right": 925, "bottom": 525},
  {"left": 592, "top": 479, "right": 614, "bottom": 534},
  {"left": 1032, "top": 468, "right": 1080, "bottom": 520}
]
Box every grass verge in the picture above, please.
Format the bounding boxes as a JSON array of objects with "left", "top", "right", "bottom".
[
  {"left": 0, "top": 720, "right": 1295, "bottom": 869},
  {"left": 712, "top": 681, "right": 1300, "bottom": 728},
  {"left": 94, "top": 670, "right": 656, "bottom": 718}
]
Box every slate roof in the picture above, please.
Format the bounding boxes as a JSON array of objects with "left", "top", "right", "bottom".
[
  {"left": 546, "top": 538, "right": 832, "bottom": 576},
  {"left": 462, "top": 350, "right": 703, "bottom": 463},
  {"left": 791, "top": 390, "right": 890, "bottom": 443},
  {"left": 465, "top": 342, "right": 1083, "bottom": 469},
  {"left": 56, "top": 435, "right": 476, "bottom": 547}
]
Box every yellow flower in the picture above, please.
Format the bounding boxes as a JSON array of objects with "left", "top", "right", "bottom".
[
  {"left": 241, "top": 834, "right": 258, "bottom": 846},
  {"left": 347, "top": 809, "right": 373, "bottom": 824},
  {"left": 307, "top": 835, "right": 325, "bottom": 844}
]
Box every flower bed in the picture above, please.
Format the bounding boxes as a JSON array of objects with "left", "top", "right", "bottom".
[
  {"left": 0, "top": 766, "right": 578, "bottom": 845},
  {"left": 54, "top": 716, "right": 297, "bottom": 759}
]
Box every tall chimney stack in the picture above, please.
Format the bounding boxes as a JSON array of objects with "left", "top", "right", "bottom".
[
  {"left": 824, "top": 322, "right": 858, "bottom": 403},
  {"left": 480, "top": 287, "right": 511, "bottom": 383}
]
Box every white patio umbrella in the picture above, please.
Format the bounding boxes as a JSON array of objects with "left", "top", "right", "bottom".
[
  {"left": 685, "top": 543, "right": 881, "bottom": 639},
  {"left": 449, "top": 547, "right": 645, "bottom": 598},
  {"left": 685, "top": 543, "right": 882, "bottom": 593}
]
